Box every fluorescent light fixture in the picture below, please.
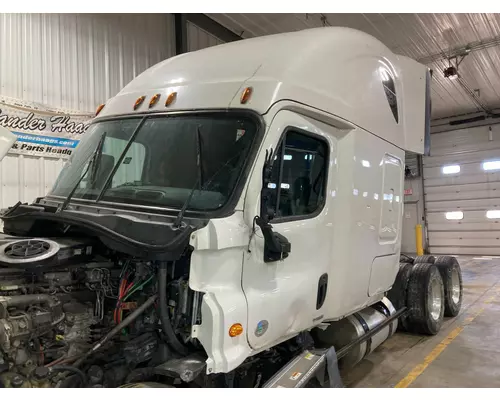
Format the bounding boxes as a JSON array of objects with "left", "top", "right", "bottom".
[
  {"left": 442, "top": 165, "right": 460, "bottom": 174},
  {"left": 486, "top": 210, "right": 500, "bottom": 219},
  {"left": 362, "top": 160, "right": 371, "bottom": 168},
  {"left": 483, "top": 161, "right": 500, "bottom": 171},
  {"left": 445, "top": 211, "right": 463, "bottom": 220},
  {"left": 284, "top": 155, "right": 292, "bottom": 161}
]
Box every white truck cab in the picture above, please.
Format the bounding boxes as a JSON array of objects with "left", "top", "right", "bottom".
[{"left": 0, "top": 27, "right": 460, "bottom": 389}]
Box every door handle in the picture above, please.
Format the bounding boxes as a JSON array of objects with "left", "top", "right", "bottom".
[{"left": 316, "top": 273, "right": 328, "bottom": 310}]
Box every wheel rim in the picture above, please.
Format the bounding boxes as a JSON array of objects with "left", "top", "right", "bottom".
[
  {"left": 429, "top": 278, "right": 443, "bottom": 321},
  {"left": 451, "top": 267, "right": 461, "bottom": 304}
]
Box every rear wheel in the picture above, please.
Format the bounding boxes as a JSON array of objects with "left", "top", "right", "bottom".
[
  {"left": 413, "top": 255, "right": 436, "bottom": 264},
  {"left": 435, "top": 256, "right": 463, "bottom": 317},
  {"left": 405, "top": 263, "right": 444, "bottom": 335}
]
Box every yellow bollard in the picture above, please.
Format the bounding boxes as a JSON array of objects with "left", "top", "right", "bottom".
[{"left": 415, "top": 224, "right": 424, "bottom": 256}]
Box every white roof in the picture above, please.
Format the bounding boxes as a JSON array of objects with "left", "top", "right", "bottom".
[{"left": 100, "top": 27, "right": 428, "bottom": 153}]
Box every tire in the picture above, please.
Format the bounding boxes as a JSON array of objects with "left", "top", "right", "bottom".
[
  {"left": 434, "top": 256, "right": 463, "bottom": 317},
  {"left": 388, "top": 263, "right": 413, "bottom": 310},
  {"left": 387, "top": 263, "right": 413, "bottom": 330},
  {"left": 413, "top": 255, "right": 436, "bottom": 264},
  {"left": 405, "top": 263, "right": 445, "bottom": 335}
]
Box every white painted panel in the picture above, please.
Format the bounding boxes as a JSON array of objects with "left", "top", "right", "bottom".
[
  {"left": 429, "top": 246, "right": 500, "bottom": 256},
  {"left": 424, "top": 147, "right": 500, "bottom": 167},
  {"left": 426, "top": 181, "right": 500, "bottom": 194},
  {"left": 428, "top": 124, "right": 500, "bottom": 157},
  {"left": 424, "top": 122, "right": 500, "bottom": 255},
  {"left": 427, "top": 198, "right": 500, "bottom": 212},
  {"left": 430, "top": 231, "right": 500, "bottom": 240},
  {"left": 426, "top": 188, "right": 500, "bottom": 202}
]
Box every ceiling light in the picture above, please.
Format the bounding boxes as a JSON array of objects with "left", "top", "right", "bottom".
[{"left": 444, "top": 66, "right": 458, "bottom": 80}]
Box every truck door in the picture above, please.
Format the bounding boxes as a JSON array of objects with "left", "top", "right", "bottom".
[{"left": 242, "top": 110, "right": 336, "bottom": 351}]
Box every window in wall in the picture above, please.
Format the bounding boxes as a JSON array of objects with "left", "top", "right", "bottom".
[
  {"left": 267, "top": 130, "right": 328, "bottom": 219},
  {"left": 486, "top": 210, "right": 500, "bottom": 219},
  {"left": 483, "top": 161, "right": 500, "bottom": 171},
  {"left": 442, "top": 164, "right": 460, "bottom": 174},
  {"left": 445, "top": 211, "right": 463, "bottom": 220},
  {"left": 379, "top": 66, "right": 399, "bottom": 123}
]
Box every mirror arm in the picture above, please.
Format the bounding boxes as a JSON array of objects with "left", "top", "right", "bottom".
[{"left": 254, "top": 148, "right": 291, "bottom": 263}]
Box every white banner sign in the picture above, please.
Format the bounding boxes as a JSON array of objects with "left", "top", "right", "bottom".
[{"left": 0, "top": 97, "right": 94, "bottom": 159}]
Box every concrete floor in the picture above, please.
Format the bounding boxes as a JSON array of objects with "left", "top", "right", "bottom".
[{"left": 343, "top": 256, "right": 500, "bottom": 388}]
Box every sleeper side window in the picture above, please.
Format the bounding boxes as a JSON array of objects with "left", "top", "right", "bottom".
[{"left": 268, "top": 130, "right": 328, "bottom": 219}]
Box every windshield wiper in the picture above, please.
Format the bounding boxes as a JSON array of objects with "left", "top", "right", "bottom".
[
  {"left": 57, "top": 132, "right": 107, "bottom": 213},
  {"left": 174, "top": 125, "right": 204, "bottom": 228},
  {"left": 173, "top": 177, "right": 200, "bottom": 228},
  {"left": 95, "top": 118, "right": 146, "bottom": 202},
  {"left": 195, "top": 125, "right": 204, "bottom": 189},
  {"left": 173, "top": 127, "right": 251, "bottom": 228},
  {"left": 89, "top": 131, "right": 107, "bottom": 186}
]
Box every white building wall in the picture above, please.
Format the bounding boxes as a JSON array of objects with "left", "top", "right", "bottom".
[
  {"left": 0, "top": 13, "right": 175, "bottom": 111},
  {"left": 187, "top": 21, "right": 225, "bottom": 52},
  {"left": 423, "top": 123, "right": 500, "bottom": 255},
  {"left": 0, "top": 13, "right": 175, "bottom": 212}
]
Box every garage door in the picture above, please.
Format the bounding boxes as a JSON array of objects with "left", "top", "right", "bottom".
[{"left": 424, "top": 124, "right": 500, "bottom": 255}]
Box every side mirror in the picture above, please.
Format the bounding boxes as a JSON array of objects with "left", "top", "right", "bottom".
[
  {"left": 0, "top": 127, "right": 16, "bottom": 162},
  {"left": 255, "top": 148, "right": 291, "bottom": 263}
]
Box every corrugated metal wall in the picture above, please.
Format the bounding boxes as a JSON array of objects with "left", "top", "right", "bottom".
[
  {"left": 0, "top": 13, "right": 175, "bottom": 212},
  {"left": 187, "top": 21, "right": 225, "bottom": 52},
  {"left": 0, "top": 13, "right": 175, "bottom": 112},
  {"left": 424, "top": 124, "right": 500, "bottom": 255}
]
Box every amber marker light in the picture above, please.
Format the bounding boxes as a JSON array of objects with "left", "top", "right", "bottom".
[
  {"left": 134, "top": 96, "right": 146, "bottom": 110},
  {"left": 229, "top": 323, "right": 243, "bottom": 337},
  {"left": 149, "top": 93, "right": 161, "bottom": 108},
  {"left": 165, "top": 92, "right": 177, "bottom": 107},
  {"left": 240, "top": 87, "right": 253, "bottom": 104},
  {"left": 95, "top": 104, "right": 105, "bottom": 116}
]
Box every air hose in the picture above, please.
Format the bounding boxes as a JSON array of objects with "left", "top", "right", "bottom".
[{"left": 158, "top": 263, "right": 189, "bottom": 356}]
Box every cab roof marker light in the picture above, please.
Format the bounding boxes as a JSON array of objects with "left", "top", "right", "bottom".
[
  {"left": 240, "top": 87, "right": 253, "bottom": 104},
  {"left": 134, "top": 96, "right": 146, "bottom": 110},
  {"left": 149, "top": 93, "right": 161, "bottom": 108},
  {"left": 165, "top": 92, "right": 177, "bottom": 107},
  {"left": 95, "top": 103, "right": 105, "bottom": 117}
]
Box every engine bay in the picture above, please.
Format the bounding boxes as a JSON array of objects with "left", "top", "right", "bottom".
[
  {"left": 0, "top": 200, "right": 313, "bottom": 388},
  {"left": 0, "top": 234, "right": 204, "bottom": 388}
]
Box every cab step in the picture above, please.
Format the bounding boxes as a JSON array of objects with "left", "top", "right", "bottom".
[{"left": 263, "top": 347, "right": 343, "bottom": 388}]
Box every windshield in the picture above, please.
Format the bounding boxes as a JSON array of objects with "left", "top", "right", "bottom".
[{"left": 49, "top": 113, "right": 259, "bottom": 211}]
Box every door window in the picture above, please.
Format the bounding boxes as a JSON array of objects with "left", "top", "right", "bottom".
[{"left": 268, "top": 130, "right": 328, "bottom": 220}]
